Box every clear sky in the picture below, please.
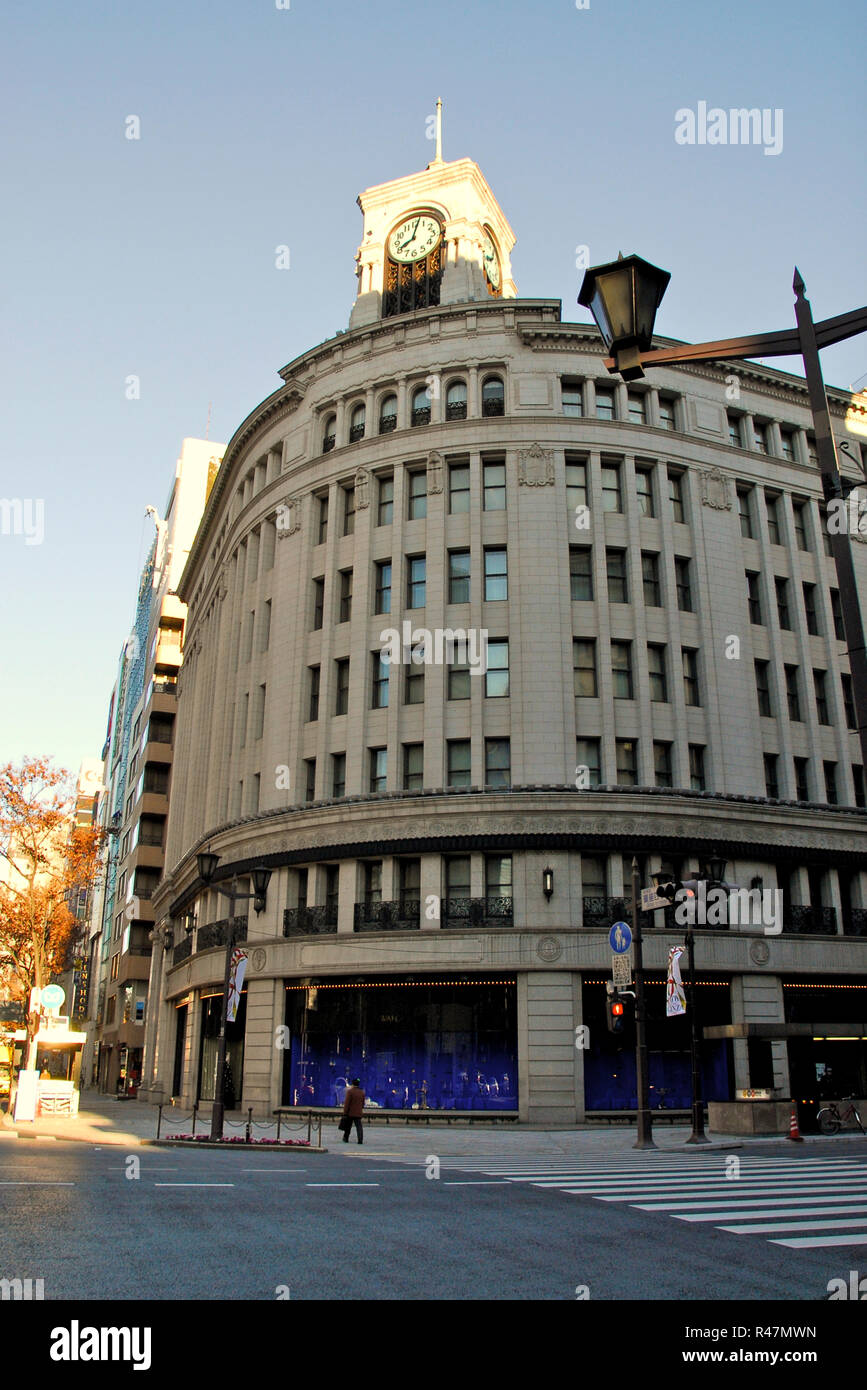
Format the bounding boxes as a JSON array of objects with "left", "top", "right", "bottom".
[{"left": 1, "top": 0, "right": 864, "bottom": 774}]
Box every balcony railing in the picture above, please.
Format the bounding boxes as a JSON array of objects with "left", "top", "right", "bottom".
[
  {"left": 445, "top": 401, "right": 467, "bottom": 420},
  {"left": 482, "top": 397, "right": 505, "bottom": 417},
  {"left": 283, "top": 906, "right": 338, "bottom": 937},
  {"left": 441, "top": 896, "right": 513, "bottom": 928},
  {"left": 411, "top": 407, "right": 431, "bottom": 426},
  {"left": 172, "top": 935, "right": 192, "bottom": 965},
  {"left": 582, "top": 896, "right": 629, "bottom": 931},
  {"left": 348, "top": 424, "right": 365, "bottom": 443},
  {"left": 322, "top": 435, "right": 336, "bottom": 454},
  {"left": 354, "top": 899, "right": 421, "bottom": 932},
  {"left": 379, "top": 416, "right": 397, "bottom": 434},
  {"left": 197, "top": 917, "right": 248, "bottom": 951},
  {"left": 845, "top": 908, "right": 867, "bottom": 937},
  {"left": 783, "top": 905, "right": 838, "bottom": 935}
]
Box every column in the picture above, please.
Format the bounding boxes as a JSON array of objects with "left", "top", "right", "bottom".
[{"left": 524, "top": 971, "right": 579, "bottom": 1124}]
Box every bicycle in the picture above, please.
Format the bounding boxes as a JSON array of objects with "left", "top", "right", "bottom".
[{"left": 816, "top": 1095, "right": 865, "bottom": 1136}]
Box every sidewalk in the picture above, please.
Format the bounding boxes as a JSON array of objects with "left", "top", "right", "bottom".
[{"left": 0, "top": 1091, "right": 844, "bottom": 1155}]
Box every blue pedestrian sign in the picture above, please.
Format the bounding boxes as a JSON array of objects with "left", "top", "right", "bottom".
[{"left": 609, "top": 922, "right": 632, "bottom": 954}]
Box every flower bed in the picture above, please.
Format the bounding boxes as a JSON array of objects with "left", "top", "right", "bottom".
[{"left": 165, "top": 1134, "right": 310, "bottom": 1147}]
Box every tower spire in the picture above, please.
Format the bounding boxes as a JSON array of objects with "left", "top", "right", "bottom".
[{"left": 435, "top": 97, "right": 443, "bottom": 163}]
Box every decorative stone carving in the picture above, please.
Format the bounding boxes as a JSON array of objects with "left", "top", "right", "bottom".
[
  {"left": 251, "top": 947, "right": 267, "bottom": 972},
  {"left": 427, "top": 451, "right": 444, "bottom": 494},
  {"left": 699, "top": 467, "right": 731, "bottom": 511},
  {"left": 518, "top": 443, "right": 554, "bottom": 487},
  {"left": 275, "top": 495, "right": 302, "bottom": 539},
  {"left": 281, "top": 375, "right": 308, "bottom": 411},
  {"left": 537, "top": 935, "right": 562, "bottom": 962},
  {"left": 355, "top": 468, "right": 370, "bottom": 509},
  {"left": 749, "top": 939, "right": 770, "bottom": 966}
]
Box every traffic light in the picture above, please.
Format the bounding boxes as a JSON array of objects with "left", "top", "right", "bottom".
[
  {"left": 653, "top": 876, "right": 680, "bottom": 904},
  {"left": 607, "top": 997, "right": 625, "bottom": 1034}
]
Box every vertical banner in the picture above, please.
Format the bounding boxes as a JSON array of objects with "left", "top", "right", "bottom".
[
  {"left": 666, "top": 946, "right": 686, "bottom": 1017},
  {"left": 227, "top": 948, "right": 247, "bottom": 1023}
]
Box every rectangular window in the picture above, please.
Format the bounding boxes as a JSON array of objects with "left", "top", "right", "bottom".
[
  {"left": 852, "top": 764, "right": 865, "bottom": 809},
  {"left": 447, "top": 740, "right": 471, "bottom": 788},
  {"left": 780, "top": 429, "right": 796, "bottom": 461},
  {"left": 601, "top": 461, "right": 622, "bottom": 513},
  {"left": 483, "top": 459, "right": 506, "bottom": 511},
  {"left": 627, "top": 392, "right": 647, "bottom": 425},
  {"left": 755, "top": 659, "right": 771, "bottom": 717},
  {"left": 407, "top": 555, "right": 426, "bottom": 608},
  {"left": 446, "top": 856, "right": 471, "bottom": 898},
  {"left": 654, "top": 741, "right": 673, "bottom": 788},
  {"left": 648, "top": 644, "right": 667, "bottom": 702},
  {"left": 615, "top": 739, "right": 637, "bottom": 786},
  {"left": 803, "top": 583, "right": 819, "bottom": 636},
  {"left": 370, "top": 653, "right": 388, "bottom": 709},
  {"left": 342, "top": 486, "right": 355, "bottom": 537},
  {"left": 746, "top": 571, "right": 762, "bottom": 624},
  {"left": 374, "top": 561, "right": 392, "bottom": 615},
  {"left": 682, "top": 648, "right": 700, "bottom": 707},
  {"left": 658, "top": 397, "right": 676, "bottom": 431},
  {"left": 642, "top": 551, "right": 661, "bottom": 607},
  {"left": 775, "top": 576, "right": 791, "bottom": 629},
  {"left": 252, "top": 683, "right": 266, "bottom": 740},
  {"left": 581, "top": 855, "right": 607, "bottom": 898},
  {"left": 408, "top": 470, "right": 427, "bottom": 520},
  {"left": 238, "top": 692, "right": 248, "bottom": 749},
  {"left": 830, "top": 589, "right": 845, "bottom": 641},
  {"left": 728, "top": 414, "right": 742, "bottom": 448},
  {"left": 635, "top": 466, "right": 655, "bottom": 517},
  {"left": 378, "top": 475, "right": 394, "bottom": 526},
  {"left": 573, "top": 639, "right": 597, "bottom": 697},
  {"left": 485, "top": 854, "right": 512, "bottom": 900},
  {"left": 785, "top": 665, "right": 802, "bottom": 721},
  {"left": 570, "top": 547, "right": 593, "bottom": 601},
  {"left": 842, "top": 673, "right": 856, "bottom": 729},
  {"left": 561, "top": 379, "right": 583, "bottom": 416},
  {"left": 448, "top": 550, "right": 471, "bottom": 604},
  {"left": 793, "top": 501, "right": 809, "bottom": 551},
  {"left": 765, "top": 493, "right": 782, "bottom": 545},
  {"left": 317, "top": 494, "right": 329, "bottom": 545},
  {"left": 449, "top": 462, "right": 470, "bottom": 514},
  {"left": 806, "top": 434, "right": 819, "bottom": 466},
  {"left": 485, "top": 639, "right": 509, "bottom": 698},
  {"left": 404, "top": 660, "right": 424, "bottom": 705},
  {"left": 364, "top": 861, "right": 382, "bottom": 907},
  {"left": 399, "top": 858, "right": 421, "bottom": 907},
  {"left": 447, "top": 651, "right": 470, "bottom": 700},
  {"left": 566, "top": 457, "right": 588, "bottom": 513},
  {"left": 611, "top": 640, "right": 633, "bottom": 699},
  {"left": 753, "top": 422, "right": 768, "bottom": 454},
  {"left": 675, "top": 557, "right": 693, "bottom": 612},
  {"left": 823, "top": 761, "right": 838, "bottom": 805},
  {"left": 737, "top": 488, "right": 754, "bottom": 539},
  {"left": 259, "top": 600, "right": 272, "bottom": 653},
  {"left": 813, "top": 669, "right": 830, "bottom": 723},
  {"left": 485, "top": 738, "right": 511, "bottom": 788},
  {"left": 764, "top": 753, "right": 779, "bottom": 799},
  {"left": 335, "top": 658, "right": 350, "bottom": 715},
  {"left": 403, "top": 744, "right": 424, "bottom": 791},
  {"left": 668, "top": 470, "right": 685, "bottom": 523},
  {"left": 331, "top": 753, "right": 346, "bottom": 798},
  {"left": 606, "top": 548, "right": 628, "bottom": 602},
  {"left": 595, "top": 388, "right": 616, "bottom": 420},
  {"left": 484, "top": 548, "right": 508, "bottom": 601},
  {"left": 325, "top": 865, "right": 339, "bottom": 920},
  {"left": 304, "top": 759, "right": 316, "bottom": 803},
  {"left": 312, "top": 577, "right": 325, "bottom": 630},
  {"left": 794, "top": 757, "right": 809, "bottom": 802},
  {"left": 338, "top": 569, "right": 353, "bottom": 623},
  {"left": 688, "top": 744, "right": 706, "bottom": 791},
  {"left": 307, "top": 666, "right": 320, "bottom": 722},
  {"left": 369, "top": 748, "right": 387, "bottom": 794},
  {"left": 576, "top": 738, "right": 601, "bottom": 787}
]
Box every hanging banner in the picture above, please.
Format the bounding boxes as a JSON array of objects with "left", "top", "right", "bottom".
[
  {"left": 227, "top": 949, "right": 248, "bottom": 1023},
  {"left": 666, "top": 946, "right": 687, "bottom": 1017}
]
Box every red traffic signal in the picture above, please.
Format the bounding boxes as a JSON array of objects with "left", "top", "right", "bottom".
[{"left": 607, "top": 997, "right": 625, "bottom": 1034}]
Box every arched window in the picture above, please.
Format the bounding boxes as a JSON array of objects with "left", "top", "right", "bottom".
[
  {"left": 322, "top": 414, "right": 337, "bottom": 453},
  {"left": 482, "top": 376, "right": 504, "bottom": 417},
  {"left": 411, "top": 386, "right": 431, "bottom": 427},
  {"left": 379, "top": 394, "right": 397, "bottom": 434},
  {"left": 349, "top": 403, "right": 366, "bottom": 443},
  {"left": 446, "top": 380, "right": 467, "bottom": 421}
]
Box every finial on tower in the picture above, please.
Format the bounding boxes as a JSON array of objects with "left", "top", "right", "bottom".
[
  {"left": 793, "top": 266, "right": 806, "bottom": 298},
  {"left": 434, "top": 97, "right": 443, "bottom": 163}
]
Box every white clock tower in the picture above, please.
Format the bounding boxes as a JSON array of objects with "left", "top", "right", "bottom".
[{"left": 349, "top": 101, "right": 517, "bottom": 330}]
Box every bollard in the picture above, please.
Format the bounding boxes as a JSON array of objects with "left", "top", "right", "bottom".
[
  {"left": 192, "top": 1103, "right": 198, "bottom": 1137},
  {"left": 317, "top": 1113, "right": 322, "bottom": 1148},
  {"left": 246, "top": 1107, "right": 252, "bottom": 1144},
  {"left": 307, "top": 1110, "right": 312, "bottom": 1145},
  {"left": 157, "top": 1104, "right": 162, "bottom": 1141}
]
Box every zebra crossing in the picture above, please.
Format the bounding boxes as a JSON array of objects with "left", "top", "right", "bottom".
[{"left": 441, "top": 1153, "right": 867, "bottom": 1249}]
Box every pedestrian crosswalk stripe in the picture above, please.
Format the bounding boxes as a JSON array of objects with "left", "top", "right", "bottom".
[
  {"left": 637, "top": 1189, "right": 867, "bottom": 1211},
  {"left": 771, "top": 1232, "right": 867, "bottom": 1249},
  {"left": 657, "top": 1199, "right": 867, "bottom": 1218},
  {"left": 720, "top": 1218, "right": 867, "bottom": 1234}
]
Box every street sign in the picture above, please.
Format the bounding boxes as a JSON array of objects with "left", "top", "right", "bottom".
[
  {"left": 609, "top": 921, "right": 632, "bottom": 953},
  {"left": 611, "top": 953, "right": 632, "bottom": 987},
  {"left": 40, "top": 985, "right": 65, "bottom": 1010},
  {"left": 641, "top": 887, "right": 670, "bottom": 911}
]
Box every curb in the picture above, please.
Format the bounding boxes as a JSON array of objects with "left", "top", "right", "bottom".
[{"left": 145, "top": 1139, "right": 329, "bottom": 1152}]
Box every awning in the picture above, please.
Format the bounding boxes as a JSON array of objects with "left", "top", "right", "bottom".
[
  {"left": 12, "top": 1028, "right": 87, "bottom": 1047},
  {"left": 703, "top": 1021, "right": 867, "bottom": 1041}
]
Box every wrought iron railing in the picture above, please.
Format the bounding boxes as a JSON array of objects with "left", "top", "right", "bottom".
[
  {"left": 322, "top": 436, "right": 336, "bottom": 454},
  {"left": 845, "top": 908, "right": 867, "bottom": 937},
  {"left": 411, "top": 407, "right": 431, "bottom": 426},
  {"left": 445, "top": 401, "right": 467, "bottom": 420},
  {"left": 482, "top": 397, "right": 505, "bottom": 417},
  {"left": 582, "top": 896, "right": 629, "bottom": 931},
  {"left": 379, "top": 416, "right": 397, "bottom": 434},
  {"left": 354, "top": 899, "right": 421, "bottom": 931},
  {"left": 783, "top": 905, "right": 838, "bottom": 935},
  {"left": 348, "top": 424, "right": 365, "bottom": 442},
  {"left": 441, "top": 896, "right": 513, "bottom": 928},
  {"left": 283, "top": 906, "right": 338, "bottom": 937},
  {"left": 197, "top": 917, "right": 248, "bottom": 951}
]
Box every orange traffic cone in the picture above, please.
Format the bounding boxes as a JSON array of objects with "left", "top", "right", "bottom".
[{"left": 788, "top": 1102, "right": 804, "bottom": 1142}]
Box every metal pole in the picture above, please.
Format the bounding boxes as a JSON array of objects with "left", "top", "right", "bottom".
[
  {"left": 631, "top": 857, "right": 655, "bottom": 1148},
  {"left": 246, "top": 1106, "right": 252, "bottom": 1143},
  {"left": 157, "top": 1103, "right": 162, "bottom": 1140},
  {"left": 209, "top": 879, "right": 236, "bottom": 1141},
  {"left": 192, "top": 1102, "right": 197, "bottom": 1136},
  {"left": 684, "top": 925, "right": 709, "bottom": 1144},
  {"left": 276, "top": 1112, "right": 281, "bottom": 1141},
  {"left": 793, "top": 270, "right": 867, "bottom": 775}
]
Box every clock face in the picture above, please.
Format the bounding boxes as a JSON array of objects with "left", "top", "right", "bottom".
[
  {"left": 388, "top": 214, "right": 442, "bottom": 264},
  {"left": 483, "top": 232, "right": 501, "bottom": 290}
]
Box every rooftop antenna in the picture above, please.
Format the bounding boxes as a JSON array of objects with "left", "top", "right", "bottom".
[{"left": 434, "top": 97, "right": 443, "bottom": 163}]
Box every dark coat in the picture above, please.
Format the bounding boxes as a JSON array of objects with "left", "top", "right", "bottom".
[{"left": 343, "top": 1085, "right": 366, "bottom": 1118}]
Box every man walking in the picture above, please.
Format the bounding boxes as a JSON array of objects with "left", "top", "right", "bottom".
[{"left": 342, "top": 1076, "right": 365, "bottom": 1144}]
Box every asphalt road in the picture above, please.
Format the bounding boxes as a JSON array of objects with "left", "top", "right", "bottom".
[{"left": 2, "top": 1136, "right": 866, "bottom": 1301}]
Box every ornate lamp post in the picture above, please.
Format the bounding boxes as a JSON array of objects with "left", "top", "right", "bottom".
[
  {"left": 196, "top": 849, "right": 271, "bottom": 1140},
  {"left": 578, "top": 257, "right": 867, "bottom": 772}
]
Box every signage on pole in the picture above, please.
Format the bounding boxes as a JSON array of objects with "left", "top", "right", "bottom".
[
  {"left": 611, "top": 953, "right": 633, "bottom": 987},
  {"left": 641, "top": 887, "right": 670, "bottom": 911},
  {"left": 609, "top": 921, "right": 632, "bottom": 954},
  {"left": 666, "top": 946, "right": 686, "bottom": 1017},
  {"left": 227, "top": 949, "right": 247, "bottom": 1024},
  {"left": 40, "top": 985, "right": 65, "bottom": 1012}
]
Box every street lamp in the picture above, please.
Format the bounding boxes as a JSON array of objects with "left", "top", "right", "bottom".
[
  {"left": 196, "top": 848, "right": 272, "bottom": 1140},
  {"left": 579, "top": 256, "right": 867, "bottom": 773}
]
